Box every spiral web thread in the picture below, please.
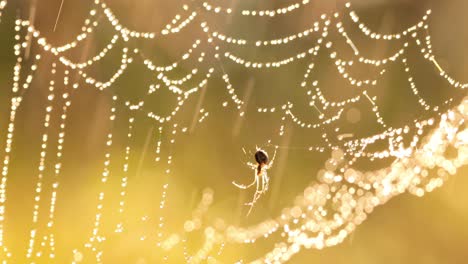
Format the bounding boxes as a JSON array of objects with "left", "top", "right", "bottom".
[{"left": 0, "top": 0, "right": 467, "bottom": 263}]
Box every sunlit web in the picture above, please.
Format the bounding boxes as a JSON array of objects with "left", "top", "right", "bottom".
[{"left": 0, "top": 0, "right": 466, "bottom": 263}]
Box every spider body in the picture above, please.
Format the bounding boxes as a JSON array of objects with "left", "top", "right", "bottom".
[
  {"left": 233, "top": 146, "right": 277, "bottom": 215},
  {"left": 254, "top": 150, "right": 268, "bottom": 175}
]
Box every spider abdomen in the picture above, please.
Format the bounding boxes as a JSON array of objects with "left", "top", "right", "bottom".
[
  {"left": 255, "top": 150, "right": 269, "bottom": 175},
  {"left": 254, "top": 150, "right": 269, "bottom": 165}
]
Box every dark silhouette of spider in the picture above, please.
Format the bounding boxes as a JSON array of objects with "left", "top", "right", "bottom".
[{"left": 233, "top": 146, "right": 277, "bottom": 215}]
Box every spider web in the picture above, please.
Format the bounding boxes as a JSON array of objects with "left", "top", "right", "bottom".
[{"left": 0, "top": 0, "right": 466, "bottom": 263}]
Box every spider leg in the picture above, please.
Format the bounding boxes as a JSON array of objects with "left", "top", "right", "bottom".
[
  {"left": 232, "top": 169, "right": 258, "bottom": 189},
  {"left": 245, "top": 177, "right": 262, "bottom": 216},
  {"left": 245, "top": 176, "right": 262, "bottom": 206},
  {"left": 268, "top": 146, "right": 278, "bottom": 167},
  {"left": 240, "top": 147, "right": 255, "bottom": 169},
  {"left": 246, "top": 202, "right": 254, "bottom": 216},
  {"left": 262, "top": 172, "right": 269, "bottom": 192},
  {"left": 232, "top": 178, "right": 256, "bottom": 189},
  {"left": 259, "top": 171, "right": 265, "bottom": 192},
  {"left": 246, "top": 162, "right": 257, "bottom": 170}
]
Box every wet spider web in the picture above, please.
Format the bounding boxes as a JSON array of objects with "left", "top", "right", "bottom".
[{"left": 0, "top": 0, "right": 466, "bottom": 263}]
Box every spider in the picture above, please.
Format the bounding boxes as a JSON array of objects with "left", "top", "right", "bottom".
[{"left": 233, "top": 146, "right": 277, "bottom": 215}]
